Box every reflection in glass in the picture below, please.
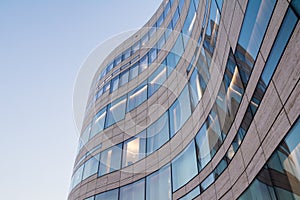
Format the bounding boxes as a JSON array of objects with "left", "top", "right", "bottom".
[
  {"left": 147, "top": 112, "right": 169, "bottom": 154},
  {"left": 148, "top": 62, "right": 167, "bottom": 97},
  {"left": 172, "top": 140, "right": 198, "bottom": 191},
  {"left": 146, "top": 165, "right": 172, "bottom": 200},
  {"left": 127, "top": 83, "right": 148, "bottom": 112},
  {"left": 122, "top": 131, "right": 146, "bottom": 167},
  {"left": 169, "top": 85, "right": 192, "bottom": 137},
  {"left": 105, "top": 95, "right": 127, "bottom": 127},
  {"left": 83, "top": 154, "right": 100, "bottom": 180},
  {"left": 120, "top": 179, "right": 145, "bottom": 200},
  {"left": 95, "top": 189, "right": 119, "bottom": 200},
  {"left": 90, "top": 107, "right": 106, "bottom": 138},
  {"left": 99, "top": 144, "right": 122, "bottom": 176}
]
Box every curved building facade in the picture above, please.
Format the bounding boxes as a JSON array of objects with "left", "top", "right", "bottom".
[{"left": 69, "top": 0, "right": 300, "bottom": 199}]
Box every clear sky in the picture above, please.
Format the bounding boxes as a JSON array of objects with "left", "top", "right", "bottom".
[{"left": 0, "top": 1, "right": 161, "bottom": 199}]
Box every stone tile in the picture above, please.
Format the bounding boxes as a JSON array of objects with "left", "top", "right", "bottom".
[
  {"left": 284, "top": 80, "right": 300, "bottom": 125},
  {"left": 240, "top": 123, "right": 260, "bottom": 166},
  {"left": 201, "top": 184, "right": 217, "bottom": 200},
  {"left": 262, "top": 109, "right": 291, "bottom": 160},
  {"left": 245, "top": 146, "right": 266, "bottom": 183},
  {"left": 232, "top": 172, "right": 249, "bottom": 199},
  {"left": 254, "top": 82, "right": 283, "bottom": 141},
  {"left": 273, "top": 22, "right": 300, "bottom": 104},
  {"left": 228, "top": 150, "right": 245, "bottom": 184},
  {"left": 215, "top": 169, "right": 232, "bottom": 199},
  {"left": 229, "top": 2, "right": 244, "bottom": 51}
]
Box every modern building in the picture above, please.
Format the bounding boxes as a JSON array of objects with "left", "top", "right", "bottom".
[{"left": 68, "top": 0, "right": 300, "bottom": 199}]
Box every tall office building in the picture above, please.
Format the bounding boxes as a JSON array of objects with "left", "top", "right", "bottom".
[{"left": 69, "top": 0, "right": 300, "bottom": 199}]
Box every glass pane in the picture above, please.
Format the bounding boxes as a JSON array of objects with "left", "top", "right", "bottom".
[
  {"left": 110, "top": 76, "right": 119, "bottom": 93},
  {"left": 90, "top": 107, "right": 107, "bottom": 138},
  {"left": 261, "top": 8, "right": 297, "bottom": 85},
  {"left": 95, "top": 189, "right": 119, "bottom": 200},
  {"left": 169, "top": 85, "right": 192, "bottom": 137},
  {"left": 149, "top": 48, "right": 157, "bottom": 65},
  {"left": 122, "top": 131, "right": 146, "bottom": 167},
  {"left": 119, "top": 69, "right": 129, "bottom": 87},
  {"left": 72, "top": 164, "right": 84, "bottom": 188},
  {"left": 236, "top": 0, "right": 276, "bottom": 85},
  {"left": 172, "top": 140, "right": 198, "bottom": 191},
  {"left": 127, "top": 83, "right": 148, "bottom": 112},
  {"left": 291, "top": 0, "right": 300, "bottom": 17},
  {"left": 99, "top": 144, "right": 122, "bottom": 176},
  {"left": 147, "top": 112, "right": 169, "bottom": 154},
  {"left": 83, "top": 154, "right": 99, "bottom": 180},
  {"left": 105, "top": 95, "right": 127, "bottom": 127},
  {"left": 148, "top": 62, "right": 167, "bottom": 97},
  {"left": 129, "top": 62, "right": 139, "bottom": 81},
  {"left": 157, "top": 13, "right": 164, "bottom": 27},
  {"left": 120, "top": 179, "right": 145, "bottom": 200},
  {"left": 189, "top": 68, "right": 203, "bottom": 110},
  {"left": 146, "top": 165, "right": 172, "bottom": 200},
  {"left": 139, "top": 54, "right": 148, "bottom": 73}
]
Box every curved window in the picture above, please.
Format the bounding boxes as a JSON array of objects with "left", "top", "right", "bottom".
[
  {"left": 98, "top": 144, "right": 122, "bottom": 176},
  {"left": 146, "top": 112, "right": 170, "bottom": 154},
  {"left": 105, "top": 96, "right": 127, "bottom": 128},
  {"left": 148, "top": 62, "right": 167, "bottom": 97},
  {"left": 120, "top": 179, "right": 145, "bottom": 200},
  {"left": 172, "top": 140, "right": 198, "bottom": 191},
  {"left": 127, "top": 83, "right": 148, "bottom": 112},
  {"left": 146, "top": 165, "right": 172, "bottom": 200},
  {"left": 169, "top": 85, "right": 192, "bottom": 137},
  {"left": 82, "top": 154, "right": 99, "bottom": 180},
  {"left": 122, "top": 131, "right": 146, "bottom": 167},
  {"left": 95, "top": 189, "right": 119, "bottom": 200},
  {"left": 90, "top": 107, "right": 106, "bottom": 138}
]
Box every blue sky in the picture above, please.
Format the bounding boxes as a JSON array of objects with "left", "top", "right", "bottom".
[{"left": 0, "top": 1, "right": 161, "bottom": 199}]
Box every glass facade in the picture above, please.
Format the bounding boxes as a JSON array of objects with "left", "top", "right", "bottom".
[{"left": 70, "top": 1, "right": 300, "bottom": 200}]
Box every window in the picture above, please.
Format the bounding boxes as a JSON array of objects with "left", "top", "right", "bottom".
[
  {"left": 90, "top": 107, "right": 106, "bottom": 138},
  {"left": 189, "top": 69, "right": 203, "bottom": 110},
  {"left": 148, "top": 62, "right": 167, "bottom": 97},
  {"left": 129, "top": 62, "right": 139, "bottom": 81},
  {"left": 127, "top": 83, "right": 148, "bottom": 112},
  {"left": 71, "top": 165, "right": 83, "bottom": 188},
  {"left": 236, "top": 0, "right": 276, "bottom": 85},
  {"left": 123, "top": 49, "right": 131, "bottom": 60},
  {"left": 95, "top": 189, "right": 119, "bottom": 200},
  {"left": 195, "top": 123, "right": 211, "bottom": 169},
  {"left": 114, "top": 55, "right": 122, "bottom": 66},
  {"left": 139, "top": 54, "right": 148, "bottom": 73},
  {"left": 261, "top": 8, "right": 298, "bottom": 85},
  {"left": 110, "top": 76, "right": 119, "bottom": 93},
  {"left": 98, "top": 144, "right": 122, "bottom": 176},
  {"left": 169, "top": 85, "right": 192, "bottom": 137},
  {"left": 141, "top": 34, "right": 149, "bottom": 47},
  {"left": 106, "top": 62, "right": 113, "bottom": 74},
  {"left": 149, "top": 48, "right": 157, "bottom": 65},
  {"left": 172, "top": 140, "right": 198, "bottom": 191},
  {"left": 82, "top": 154, "right": 99, "bottom": 180},
  {"left": 122, "top": 131, "right": 146, "bottom": 167},
  {"left": 166, "top": 52, "right": 180, "bottom": 75},
  {"left": 147, "top": 112, "right": 169, "bottom": 154},
  {"left": 132, "top": 41, "right": 140, "bottom": 54},
  {"left": 119, "top": 69, "right": 129, "bottom": 87},
  {"left": 120, "top": 179, "right": 145, "bottom": 200},
  {"left": 291, "top": 0, "right": 300, "bottom": 17},
  {"left": 105, "top": 95, "right": 127, "bottom": 127},
  {"left": 103, "top": 82, "right": 110, "bottom": 93},
  {"left": 201, "top": 173, "right": 215, "bottom": 191},
  {"left": 146, "top": 165, "right": 172, "bottom": 200}
]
